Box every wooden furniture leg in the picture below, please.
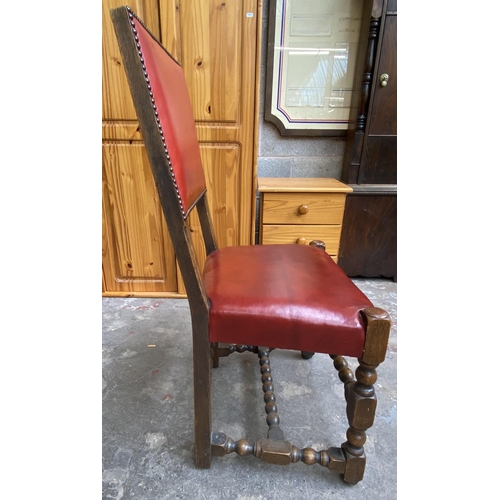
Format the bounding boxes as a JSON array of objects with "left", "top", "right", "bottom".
[
  {"left": 301, "top": 351, "right": 315, "bottom": 359},
  {"left": 342, "top": 360, "right": 377, "bottom": 483},
  {"left": 211, "top": 342, "right": 219, "bottom": 368},
  {"left": 341, "top": 307, "right": 390, "bottom": 484},
  {"left": 192, "top": 317, "right": 212, "bottom": 469}
]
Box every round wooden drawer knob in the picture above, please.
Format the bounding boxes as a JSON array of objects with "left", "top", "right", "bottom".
[
  {"left": 298, "top": 204, "right": 308, "bottom": 215},
  {"left": 296, "top": 237, "right": 307, "bottom": 245}
]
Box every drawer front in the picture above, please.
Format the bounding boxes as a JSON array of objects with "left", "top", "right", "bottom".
[
  {"left": 261, "top": 224, "right": 341, "bottom": 255},
  {"left": 262, "top": 193, "right": 346, "bottom": 225}
]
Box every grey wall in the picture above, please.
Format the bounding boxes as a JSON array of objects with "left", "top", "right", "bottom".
[{"left": 257, "top": 0, "right": 346, "bottom": 180}]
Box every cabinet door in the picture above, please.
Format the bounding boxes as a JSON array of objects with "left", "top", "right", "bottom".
[
  {"left": 102, "top": 143, "right": 178, "bottom": 293},
  {"left": 358, "top": 12, "right": 397, "bottom": 184},
  {"left": 160, "top": 0, "right": 259, "bottom": 289}
]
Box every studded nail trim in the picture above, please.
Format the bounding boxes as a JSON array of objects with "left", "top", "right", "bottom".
[{"left": 125, "top": 6, "right": 187, "bottom": 218}]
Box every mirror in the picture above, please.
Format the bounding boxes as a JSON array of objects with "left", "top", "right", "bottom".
[{"left": 265, "top": 0, "right": 365, "bottom": 136}]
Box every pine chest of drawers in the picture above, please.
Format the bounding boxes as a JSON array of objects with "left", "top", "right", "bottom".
[{"left": 257, "top": 178, "right": 353, "bottom": 262}]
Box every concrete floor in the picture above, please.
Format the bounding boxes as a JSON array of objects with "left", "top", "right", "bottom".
[{"left": 102, "top": 278, "right": 397, "bottom": 499}]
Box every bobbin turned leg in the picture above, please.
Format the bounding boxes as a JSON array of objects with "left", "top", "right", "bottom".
[
  {"left": 330, "top": 354, "right": 355, "bottom": 385},
  {"left": 341, "top": 307, "right": 391, "bottom": 484},
  {"left": 258, "top": 347, "right": 285, "bottom": 441},
  {"left": 342, "top": 361, "right": 377, "bottom": 483}
]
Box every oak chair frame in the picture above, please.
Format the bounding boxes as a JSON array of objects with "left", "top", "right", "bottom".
[{"left": 110, "top": 5, "right": 392, "bottom": 485}]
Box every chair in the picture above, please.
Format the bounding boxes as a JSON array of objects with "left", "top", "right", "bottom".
[{"left": 110, "top": 5, "right": 392, "bottom": 485}]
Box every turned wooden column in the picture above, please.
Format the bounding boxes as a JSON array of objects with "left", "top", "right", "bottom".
[
  {"left": 342, "top": 360, "right": 377, "bottom": 483},
  {"left": 342, "top": 306, "right": 391, "bottom": 484}
]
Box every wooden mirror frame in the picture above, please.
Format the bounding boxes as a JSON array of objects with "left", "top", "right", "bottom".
[{"left": 264, "top": 0, "right": 368, "bottom": 137}]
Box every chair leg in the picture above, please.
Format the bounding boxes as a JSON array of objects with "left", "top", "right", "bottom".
[
  {"left": 192, "top": 319, "right": 212, "bottom": 469},
  {"left": 210, "top": 342, "right": 219, "bottom": 368},
  {"left": 342, "top": 361, "right": 378, "bottom": 484},
  {"left": 301, "top": 351, "right": 315, "bottom": 359},
  {"left": 330, "top": 354, "right": 355, "bottom": 384},
  {"left": 341, "top": 306, "right": 391, "bottom": 484}
]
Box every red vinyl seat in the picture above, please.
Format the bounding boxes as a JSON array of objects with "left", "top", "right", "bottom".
[{"left": 204, "top": 244, "right": 372, "bottom": 357}]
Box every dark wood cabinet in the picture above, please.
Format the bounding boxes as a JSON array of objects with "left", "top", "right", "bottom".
[
  {"left": 338, "top": 0, "right": 397, "bottom": 279},
  {"left": 340, "top": 190, "right": 396, "bottom": 278}
]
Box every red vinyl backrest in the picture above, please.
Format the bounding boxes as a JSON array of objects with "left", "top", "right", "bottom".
[{"left": 130, "top": 13, "right": 206, "bottom": 218}]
